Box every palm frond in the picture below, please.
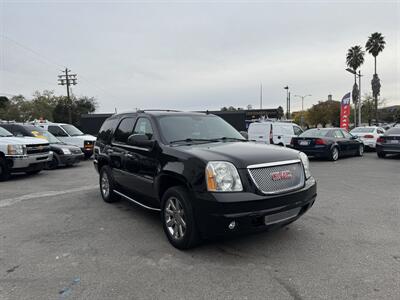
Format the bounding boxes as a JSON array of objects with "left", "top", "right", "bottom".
[{"left": 365, "top": 32, "right": 386, "bottom": 57}]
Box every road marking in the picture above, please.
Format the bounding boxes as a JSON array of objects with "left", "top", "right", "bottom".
[{"left": 0, "top": 185, "right": 98, "bottom": 208}]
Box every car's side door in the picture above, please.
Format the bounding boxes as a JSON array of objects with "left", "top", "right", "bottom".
[
  {"left": 332, "top": 129, "right": 348, "bottom": 153},
  {"left": 341, "top": 129, "right": 359, "bottom": 153},
  {"left": 123, "top": 117, "right": 159, "bottom": 206},
  {"left": 109, "top": 117, "right": 137, "bottom": 190}
]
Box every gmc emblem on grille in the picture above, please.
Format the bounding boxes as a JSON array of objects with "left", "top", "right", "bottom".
[{"left": 271, "top": 170, "right": 293, "bottom": 181}]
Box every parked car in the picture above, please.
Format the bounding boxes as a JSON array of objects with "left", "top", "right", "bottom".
[
  {"left": 291, "top": 128, "right": 364, "bottom": 161},
  {"left": 248, "top": 121, "right": 303, "bottom": 146},
  {"left": 0, "top": 123, "right": 84, "bottom": 169},
  {"left": 34, "top": 122, "right": 96, "bottom": 158},
  {"left": 350, "top": 126, "right": 385, "bottom": 149},
  {"left": 0, "top": 126, "right": 52, "bottom": 181},
  {"left": 376, "top": 127, "right": 400, "bottom": 158},
  {"left": 94, "top": 111, "right": 317, "bottom": 249}
]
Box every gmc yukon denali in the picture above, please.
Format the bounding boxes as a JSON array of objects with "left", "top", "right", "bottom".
[{"left": 94, "top": 111, "right": 317, "bottom": 249}]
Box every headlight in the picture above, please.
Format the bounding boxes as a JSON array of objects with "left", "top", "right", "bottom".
[
  {"left": 61, "top": 148, "right": 71, "bottom": 155},
  {"left": 7, "top": 144, "right": 26, "bottom": 156},
  {"left": 298, "top": 152, "right": 311, "bottom": 179},
  {"left": 206, "top": 161, "right": 243, "bottom": 192}
]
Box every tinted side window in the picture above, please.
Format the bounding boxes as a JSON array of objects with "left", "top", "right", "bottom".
[
  {"left": 333, "top": 130, "right": 344, "bottom": 138},
  {"left": 48, "top": 126, "right": 68, "bottom": 137},
  {"left": 133, "top": 118, "right": 154, "bottom": 140},
  {"left": 293, "top": 126, "right": 303, "bottom": 136},
  {"left": 341, "top": 130, "right": 352, "bottom": 138},
  {"left": 97, "top": 118, "right": 118, "bottom": 143},
  {"left": 114, "top": 118, "right": 136, "bottom": 144}
]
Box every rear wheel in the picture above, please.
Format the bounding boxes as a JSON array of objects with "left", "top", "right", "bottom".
[
  {"left": 0, "top": 158, "right": 10, "bottom": 181},
  {"left": 161, "top": 186, "right": 200, "bottom": 250},
  {"left": 377, "top": 152, "right": 386, "bottom": 158},
  {"left": 329, "top": 147, "right": 339, "bottom": 161},
  {"left": 99, "top": 166, "right": 119, "bottom": 203}
]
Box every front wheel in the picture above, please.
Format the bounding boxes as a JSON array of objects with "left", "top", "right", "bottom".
[
  {"left": 329, "top": 147, "right": 339, "bottom": 161},
  {"left": 357, "top": 144, "right": 364, "bottom": 156},
  {"left": 0, "top": 158, "right": 10, "bottom": 181},
  {"left": 161, "top": 186, "right": 200, "bottom": 250}
]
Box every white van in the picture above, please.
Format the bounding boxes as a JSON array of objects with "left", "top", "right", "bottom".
[
  {"left": 35, "top": 122, "right": 96, "bottom": 158},
  {"left": 248, "top": 121, "right": 303, "bottom": 146}
]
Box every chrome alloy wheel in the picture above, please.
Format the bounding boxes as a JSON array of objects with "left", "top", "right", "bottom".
[
  {"left": 101, "top": 171, "right": 110, "bottom": 198},
  {"left": 164, "top": 197, "right": 186, "bottom": 240},
  {"left": 332, "top": 147, "right": 339, "bottom": 161}
]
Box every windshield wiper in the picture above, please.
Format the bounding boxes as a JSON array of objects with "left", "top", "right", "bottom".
[{"left": 169, "top": 138, "right": 218, "bottom": 144}]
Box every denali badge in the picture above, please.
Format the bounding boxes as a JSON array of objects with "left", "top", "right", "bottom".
[{"left": 271, "top": 170, "right": 293, "bottom": 181}]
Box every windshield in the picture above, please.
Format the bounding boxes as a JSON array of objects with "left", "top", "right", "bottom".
[
  {"left": 158, "top": 115, "right": 246, "bottom": 144},
  {"left": 300, "top": 128, "right": 331, "bottom": 137},
  {"left": 0, "top": 126, "right": 13, "bottom": 137},
  {"left": 34, "top": 130, "right": 61, "bottom": 144},
  {"left": 61, "top": 124, "right": 84, "bottom": 136},
  {"left": 351, "top": 127, "right": 375, "bottom": 133}
]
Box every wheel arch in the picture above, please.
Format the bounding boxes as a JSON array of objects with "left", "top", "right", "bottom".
[{"left": 156, "top": 173, "right": 191, "bottom": 202}]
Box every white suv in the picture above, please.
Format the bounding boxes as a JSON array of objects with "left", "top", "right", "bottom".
[
  {"left": 36, "top": 122, "right": 96, "bottom": 158},
  {"left": 0, "top": 126, "right": 52, "bottom": 180}
]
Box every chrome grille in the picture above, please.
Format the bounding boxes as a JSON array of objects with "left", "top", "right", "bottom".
[{"left": 248, "top": 160, "right": 305, "bottom": 195}]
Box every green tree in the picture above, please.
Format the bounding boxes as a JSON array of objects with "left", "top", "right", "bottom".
[
  {"left": 365, "top": 32, "right": 386, "bottom": 122},
  {"left": 305, "top": 100, "right": 340, "bottom": 127},
  {"left": 53, "top": 96, "right": 97, "bottom": 127},
  {"left": 346, "top": 45, "right": 365, "bottom": 105}
]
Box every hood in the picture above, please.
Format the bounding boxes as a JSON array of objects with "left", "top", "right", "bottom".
[
  {"left": 175, "top": 141, "right": 301, "bottom": 169},
  {"left": 0, "top": 136, "right": 49, "bottom": 145},
  {"left": 50, "top": 143, "right": 81, "bottom": 151},
  {"left": 74, "top": 134, "right": 96, "bottom": 141}
]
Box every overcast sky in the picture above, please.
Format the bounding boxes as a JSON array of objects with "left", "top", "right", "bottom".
[{"left": 1, "top": 0, "right": 399, "bottom": 113}]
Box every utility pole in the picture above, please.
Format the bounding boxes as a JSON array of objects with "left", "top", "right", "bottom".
[
  {"left": 58, "top": 68, "right": 77, "bottom": 124},
  {"left": 358, "top": 70, "right": 362, "bottom": 126},
  {"left": 260, "top": 83, "right": 263, "bottom": 109}
]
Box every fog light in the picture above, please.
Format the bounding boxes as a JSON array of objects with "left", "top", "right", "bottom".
[{"left": 228, "top": 221, "right": 236, "bottom": 230}]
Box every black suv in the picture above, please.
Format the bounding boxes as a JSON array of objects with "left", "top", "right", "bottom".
[{"left": 94, "top": 111, "right": 317, "bottom": 249}]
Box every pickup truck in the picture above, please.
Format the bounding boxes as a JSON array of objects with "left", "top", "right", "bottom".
[{"left": 0, "top": 126, "right": 52, "bottom": 181}]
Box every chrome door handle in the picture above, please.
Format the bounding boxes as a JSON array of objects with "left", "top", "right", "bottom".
[{"left": 125, "top": 153, "right": 134, "bottom": 159}]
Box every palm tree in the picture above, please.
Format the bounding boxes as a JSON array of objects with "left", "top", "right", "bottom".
[
  {"left": 366, "top": 32, "right": 385, "bottom": 123},
  {"left": 346, "top": 45, "right": 365, "bottom": 125}
]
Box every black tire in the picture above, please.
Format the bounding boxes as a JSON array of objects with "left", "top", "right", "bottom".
[
  {"left": 46, "top": 155, "right": 59, "bottom": 170},
  {"left": 357, "top": 144, "right": 364, "bottom": 157},
  {"left": 329, "top": 146, "right": 339, "bottom": 161},
  {"left": 377, "top": 151, "right": 386, "bottom": 158},
  {"left": 0, "top": 157, "right": 10, "bottom": 181},
  {"left": 99, "top": 166, "right": 119, "bottom": 203},
  {"left": 161, "top": 186, "right": 200, "bottom": 250}
]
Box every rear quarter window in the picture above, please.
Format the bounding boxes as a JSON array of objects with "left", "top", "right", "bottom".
[{"left": 97, "top": 118, "right": 119, "bottom": 143}]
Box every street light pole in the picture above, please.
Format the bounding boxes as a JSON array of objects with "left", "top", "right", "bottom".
[
  {"left": 284, "top": 86, "right": 289, "bottom": 119},
  {"left": 345, "top": 68, "right": 363, "bottom": 127},
  {"left": 294, "top": 94, "right": 311, "bottom": 127}
]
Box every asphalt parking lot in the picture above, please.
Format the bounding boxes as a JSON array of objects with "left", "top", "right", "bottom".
[{"left": 0, "top": 152, "right": 399, "bottom": 300}]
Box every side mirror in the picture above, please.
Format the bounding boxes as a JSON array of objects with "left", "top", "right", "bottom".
[
  {"left": 351, "top": 135, "right": 358, "bottom": 139},
  {"left": 127, "top": 134, "right": 155, "bottom": 149},
  {"left": 239, "top": 131, "right": 248, "bottom": 140}
]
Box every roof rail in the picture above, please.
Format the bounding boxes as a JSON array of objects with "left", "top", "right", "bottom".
[{"left": 136, "top": 109, "right": 182, "bottom": 113}]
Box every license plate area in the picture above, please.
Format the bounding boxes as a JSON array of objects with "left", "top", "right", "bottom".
[
  {"left": 264, "top": 208, "right": 301, "bottom": 225},
  {"left": 299, "top": 140, "right": 310, "bottom": 146},
  {"left": 389, "top": 140, "right": 399, "bottom": 144}
]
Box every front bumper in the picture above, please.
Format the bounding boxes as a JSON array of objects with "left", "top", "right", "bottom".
[
  {"left": 6, "top": 152, "right": 53, "bottom": 172},
  {"left": 193, "top": 177, "right": 317, "bottom": 238},
  {"left": 58, "top": 153, "right": 84, "bottom": 166}
]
